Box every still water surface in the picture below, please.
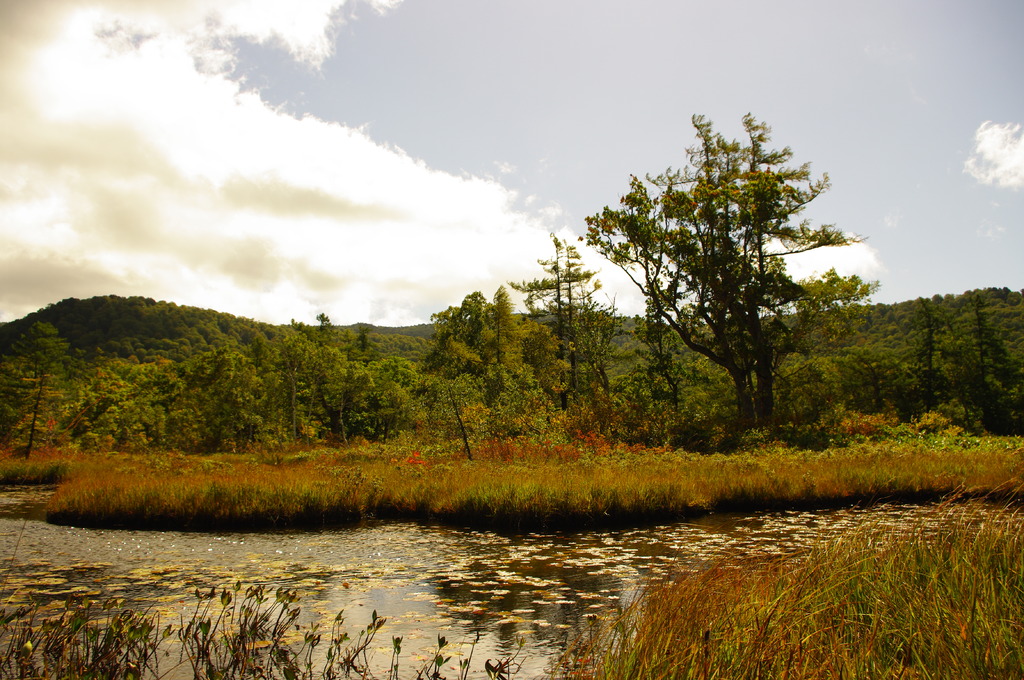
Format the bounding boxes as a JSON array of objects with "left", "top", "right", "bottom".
[{"left": 0, "top": 487, "right": 970, "bottom": 677}]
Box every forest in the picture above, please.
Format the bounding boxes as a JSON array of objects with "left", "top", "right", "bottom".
[{"left": 1, "top": 280, "right": 1022, "bottom": 458}]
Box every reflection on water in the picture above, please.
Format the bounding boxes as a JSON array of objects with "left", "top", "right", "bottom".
[{"left": 0, "top": 487, "right": 993, "bottom": 677}]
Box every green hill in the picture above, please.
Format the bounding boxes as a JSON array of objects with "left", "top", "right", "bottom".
[
  {"left": 0, "top": 296, "right": 433, "bottom": 363},
  {"left": 842, "top": 287, "right": 1024, "bottom": 356},
  {"left": 2, "top": 288, "right": 1021, "bottom": 367},
  {"left": 0, "top": 296, "right": 284, "bottom": 362},
  {"left": 339, "top": 323, "right": 433, "bottom": 362}
]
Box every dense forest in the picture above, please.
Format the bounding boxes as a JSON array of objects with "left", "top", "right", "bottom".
[{"left": 0, "top": 283, "right": 1021, "bottom": 457}]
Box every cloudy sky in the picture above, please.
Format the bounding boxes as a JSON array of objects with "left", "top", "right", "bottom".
[{"left": 1, "top": 0, "right": 1021, "bottom": 326}]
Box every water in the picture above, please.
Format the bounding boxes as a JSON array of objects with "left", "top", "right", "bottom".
[{"left": 0, "top": 487, "right": 989, "bottom": 677}]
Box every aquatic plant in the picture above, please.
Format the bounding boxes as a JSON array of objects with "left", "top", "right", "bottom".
[
  {"left": 0, "top": 594, "right": 168, "bottom": 679},
  {"left": 0, "top": 583, "right": 524, "bottom": 679}
]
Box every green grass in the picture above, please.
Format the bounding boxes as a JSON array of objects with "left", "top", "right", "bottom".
[
  {"left": 40, "top": 436, "right": 1024, "bottom": 530},
  {"left": 558, "top": 501, "right": 1024, "bottom": 679}
]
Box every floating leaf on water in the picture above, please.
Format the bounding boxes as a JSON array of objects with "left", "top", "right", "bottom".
[{"left": 404, "top": 591, "right": 435, "bottom": 601}]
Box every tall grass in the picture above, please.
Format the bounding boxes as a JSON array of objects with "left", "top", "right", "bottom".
[
  {"left": 43, "top": 438, "right": 1024, "bottom": 530},
  {"left": 0, "top": 451, "right": 73, "bottom": 484},
  {"left": 559, "top": 502, "right": 1024, "bottom": 679}
]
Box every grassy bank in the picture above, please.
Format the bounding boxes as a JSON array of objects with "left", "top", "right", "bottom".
[
  {"left": 0, "top": 451, "right": 74, "bottom": 485},
  {"left": 559, "top": 501, "right": 1024, "bottom": 679},
  {"left": 40, "top": 436, "right": 1024, "bottom": 530}
]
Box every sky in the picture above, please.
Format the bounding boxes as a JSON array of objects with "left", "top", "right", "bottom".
[{"left": 1, "top": 0, "right": 1022, "bottom": 326}]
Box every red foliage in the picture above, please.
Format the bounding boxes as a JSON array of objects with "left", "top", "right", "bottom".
[
  {"left": 474, "top": 438, "right": 582, "bottom": 463},
  {"left": 837, "top": 411, "right": 898, "bottom": 439}
]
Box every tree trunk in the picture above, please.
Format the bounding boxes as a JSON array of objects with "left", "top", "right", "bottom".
[
  {"left": 447, "top": 384, "right": 473, "bottom": 461},
  {"left": 730, "top": 371, "right": 756, "bottom": 422},
  {"left": 753, "top": 367, "right": 774, "bottom": 422},
  {"left": 23, "top": 374, "right": 47, "bottom": 459},
  {"left": 338, "top": 407, "right": 348, "bottom": 444},
  {"left": 289, "top": 375, "right": 298, "bottom": 441}
]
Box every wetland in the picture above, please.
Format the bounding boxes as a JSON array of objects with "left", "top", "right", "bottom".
[{"left": 2, "top": 485, "right": 1011, "bottom": 678}]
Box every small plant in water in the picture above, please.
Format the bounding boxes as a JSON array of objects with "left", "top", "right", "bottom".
[
  {"left": 415, "top": 634, "right": 451, "bottom": 680},
  {"left": 484, "top": 635, "right": 525, "bottom": 680},
  {"left": 388, "top": 634, "right": 403, "bottom": 680},
  {"left": 1, "top": 584, "right": 529, "bottom": 679},
  {"left": 0, "top": 596, "right": 165, "bottom": 679}
]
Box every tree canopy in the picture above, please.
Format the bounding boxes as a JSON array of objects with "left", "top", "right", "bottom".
[{"left": 586, "top": 114, "right": 875, "bottom": 422}]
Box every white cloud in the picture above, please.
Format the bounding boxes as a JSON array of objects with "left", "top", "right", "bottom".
[
  {"left": 0, "top": 0, "right": 559, "bottom": 325},
  {"left": 784, "top": 238, "right": 885, "bottom": 284},
  {"left": 882, "top": 209, "right": 902, "bottom": 230},
  {"left": 965, "top": 121, "right": 1024, "bottom": 190},
  {"left": 977, "top": 220, "right": 1006, "bottom": 240}
]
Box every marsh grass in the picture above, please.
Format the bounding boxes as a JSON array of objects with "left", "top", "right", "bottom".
[
  {"left": 0, "top": 449, "right": 74, "bottom": 484},
  {"left": 41, "top": 437, "right": 1024, "bottom": 530},
  {"left": 558, "top": 502, "right": 1024, "bottom": 680}
]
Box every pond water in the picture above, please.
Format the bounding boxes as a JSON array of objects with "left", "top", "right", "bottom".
[{"left": 0, "top": 487, "right": 989, "bottom": 678}]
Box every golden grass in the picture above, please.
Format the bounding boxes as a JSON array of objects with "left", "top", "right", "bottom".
[
  {"left": 0, "top": 449, "right": 76, "bottom": 484},
  {"left": 560, "top": 501, "right": 1024, "bottom": 679},
  {"left": 41, "top": 437, "right": 1024, "bottom": 530}
]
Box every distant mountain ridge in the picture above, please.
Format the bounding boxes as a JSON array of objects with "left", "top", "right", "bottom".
[
  {"left": 0, "top": 295, "right": 432, "bottom": 363},
  {"left": 1, "top": 288, "right": 1022, "bottom": 365},
  {"left": 843, "top": 287, "right": 1024, "bottom": 357}
]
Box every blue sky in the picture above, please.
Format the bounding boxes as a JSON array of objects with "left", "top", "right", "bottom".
[{"left": 1, "top": 0, "right": 1021, "bottom": 325}]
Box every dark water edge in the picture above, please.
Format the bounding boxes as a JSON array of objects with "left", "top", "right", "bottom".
[
  {"left": 44, "top": 486, "right": 977, "bottom": 533},
  {"left": 1, "top": 487, "right": 1013, "bottom": 678}
]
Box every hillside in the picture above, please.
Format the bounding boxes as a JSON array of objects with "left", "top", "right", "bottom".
[
  {"left": 1, "top": 288, "right": 1021, "bottom": 367},
  {"left": 0, "top": 296, "right": 432, "bottom": 363},
  {"left": 0, "top": 296, "right": 283, "bottom": 362},
  {"left": 841, "top": 287, "right": 1024, "bottom": 357},
  {"left": 339, "top": 322, "right": 434, "bottom": 362}
]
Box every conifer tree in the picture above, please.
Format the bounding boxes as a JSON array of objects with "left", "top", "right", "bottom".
[{"left": 8, "top": 322, "right": 69, "bottom": 457}]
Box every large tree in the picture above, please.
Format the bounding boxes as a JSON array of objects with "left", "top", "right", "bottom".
[{"left": 586, "top": 114, "right": 874, "bottom": 422}]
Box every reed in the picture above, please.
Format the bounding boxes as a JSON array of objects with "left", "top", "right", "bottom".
[
  {"left": 44, "top": 437, "right": 1024, "bottom": 530},
  {"left": 559, "top": 502, "right": 1024, "bottom": 679}
]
